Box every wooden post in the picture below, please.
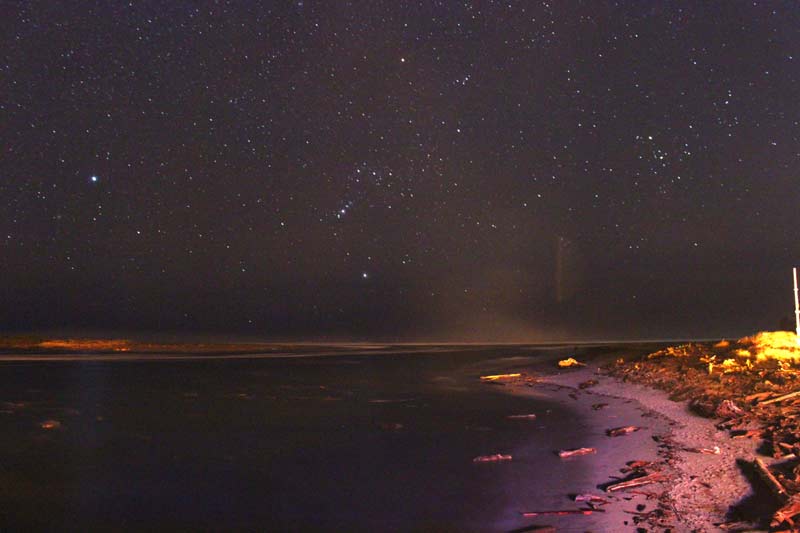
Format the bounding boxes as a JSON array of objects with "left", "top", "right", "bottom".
[{"left": 794, "top": 268, "right": 800, "bottom": 345}]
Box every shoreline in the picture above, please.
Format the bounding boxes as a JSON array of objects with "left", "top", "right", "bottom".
[
  {"left": 493, "top": 355, "right": 763, "bottom": 531},
  {"left": 0, "top": 341, "right": 782, "bottom": 530}
]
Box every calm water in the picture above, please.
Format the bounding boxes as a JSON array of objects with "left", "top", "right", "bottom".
[{"left": 0, "top": 345, "right": 603, "bottom": 532}]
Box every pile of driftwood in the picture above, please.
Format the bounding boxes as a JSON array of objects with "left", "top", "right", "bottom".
[{"left": 606, "top": 337, "right": 800, "bottom": 529}]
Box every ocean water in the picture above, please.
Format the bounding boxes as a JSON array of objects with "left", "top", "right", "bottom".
[{"left": 0, "top": 345, "right": 604, "bottom": 531}]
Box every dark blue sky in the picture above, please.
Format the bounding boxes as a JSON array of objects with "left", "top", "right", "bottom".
[{"left": 2, "top": 1, "right": 799, "bottom": 340}]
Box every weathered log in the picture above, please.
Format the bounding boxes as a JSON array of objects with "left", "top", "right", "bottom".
[
  {"left": 772, "top": 495, "right": 800, "bottom": 528},
  {"left": 731, "top": 428, "right": 763, "bottom": 439},
  {"left": 520, "top": 509, "right": 597, "bottom": 517},
  {"left": 754, "top": 457, "right": 789, "bottom": 502},
  {"left": 558, "top": 447, "right": 596, "bottom": 458},
  {"left": 684, "top": 446, "right": 721, "bottom": 455},
  {"left": 623, "top": 460, "right": 655, "bottom": 471},
  {"left": 745, "top": 391, "right": 775, "bottom": 403},
  {"left": 573, "top": 494, "right": 609, "bottom": 505},
  {"left": 760, "top": 390, "right": 800, "bottom": 406},
  {"left": 605, "top": 472, "right": 666, "bottom": 492},
  {"left": 607, "top": 425, "right": 643, "bottom": 437},
  {"left": 473, "top": 454, "right": 512, "bottom": 463}
]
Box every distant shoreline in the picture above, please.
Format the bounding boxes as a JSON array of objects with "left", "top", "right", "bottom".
[{"left": 0, "top": 338, "right": 703, "bottom": 362}]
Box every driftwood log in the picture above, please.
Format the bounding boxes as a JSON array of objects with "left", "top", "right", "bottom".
[
  {"left": 759, "top": 390, "right": 800, "bottom": 406},
  {"left": 753, "top": 457, "right": 789, "bottom": 502},
  {"left": 520, "top": 509, "right": 598, "bottom": 517},
  {"left": 605, "top": 472, "right": 666, "bottom": 492}
]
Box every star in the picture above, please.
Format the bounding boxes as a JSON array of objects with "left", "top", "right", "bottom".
[{"left": 90, "top": 175, "right": 99, "bottom": 183}]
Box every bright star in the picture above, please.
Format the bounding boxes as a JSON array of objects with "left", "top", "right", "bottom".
[
  {"left": 362, "top": 272, "right": 368, "bottom": 279},
  {"left": 90, "top": 175, "right": 98, "bottom": 183}
]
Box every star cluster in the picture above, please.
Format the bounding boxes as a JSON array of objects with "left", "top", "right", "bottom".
[{"left": 2, "top": 1, "right": 800, "bottom": 339}]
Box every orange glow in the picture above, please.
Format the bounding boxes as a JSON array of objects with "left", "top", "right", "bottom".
[
  {"left": 644, "top": 331, "right": 800, "bottom": 370},
  {"left": 37, "top": 339, "right": 131, "bottom": 351},
  {"left": 736, "top": 331, "right": 800, "bottom": 362}
]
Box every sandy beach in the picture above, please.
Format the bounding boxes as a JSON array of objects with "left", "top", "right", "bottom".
[
  {"left": 512, "top": 366, "right": 759, "bottom": 531},
  {"left": 482, "top": 343, "right": 786, "bottom": 532}
]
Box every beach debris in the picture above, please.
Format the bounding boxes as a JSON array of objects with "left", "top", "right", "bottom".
[
  {"left": 772, "top": 494, "right": 800, "bottom": 528},
  {"left": 715, "top": 416, "right": 746, "bottom": 430},
  {"left": 647, "top": 343, "right": 706, "bottom": 359},
  {"left": 700, "top": 353, "right": 717, "bottom": 374},
  {"left": 689, "top": 397, "right": 718, "bottom": 417},
  {"left": 627, "top": 489, "right": 659, "bottom": 499},
  {"left": 591, "top": 402, "right": 609, "bottom": 410},
  {"left": 731, "top": 428, "right": 763, "bottom": 439},
  {"left": 606, "top": 425, "right": 643, "bottom": 437},
  {"left": 558, "top": 447, "right": 596, "bottom": 458},
  {"left": 480, "top": 373, "right": 522, "bottom": 382},
  {"left": 573, "top": 493, "right": 610, "bottom": 505},
  {"left": 624, "top": 507, "right": 669, "bottom": 526},
  {"left": 507, "top": 414, "right": 537, "bottom": 420},
  {"left": 578, "top": 379, "right": 599, "bottom": 389},
  {"left": 473, "top": 453, "right": 512, "bottom": 463},
  {"left": 520, "top": 509, "right": 598, "bottom": 517},
  {"left": 557, "top": 357, "right": 585, "bottom": 368},
  {"left": 620, "top": 460, "right": 656, "bottom": 473},
  {"left": 39, "top": 420, "right": 61, "bottom": 430},
  {"left": 684, "top": 445, "right": 721, "bottom": 455},
  {"left": 558, "top": 448, "right": 597, "bottom": 459},
  {"left": 745, "top": 391, "right": 775, "bottom": 403},
  {"left": 758, "top": 389, "right": 800, "bottom": 406},
  {"left": 753, "top": 457, "right": 789, "bottom": 502},
  {"left": 715, "top": 520, "right": 761, "bottom": 531},
  {"left": 715, "top": 399, "right": 744, "bottom": 418},
  {"left": 593, "top": 333, "right": 800, "bottom": 527},
  {"left": 605, "top": 472, "right": 666, "bottom": 492}
]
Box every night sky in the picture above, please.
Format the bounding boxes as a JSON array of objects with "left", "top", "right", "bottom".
[{"left": 2, "top": 2, "right": 800, "bottom": 340}]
